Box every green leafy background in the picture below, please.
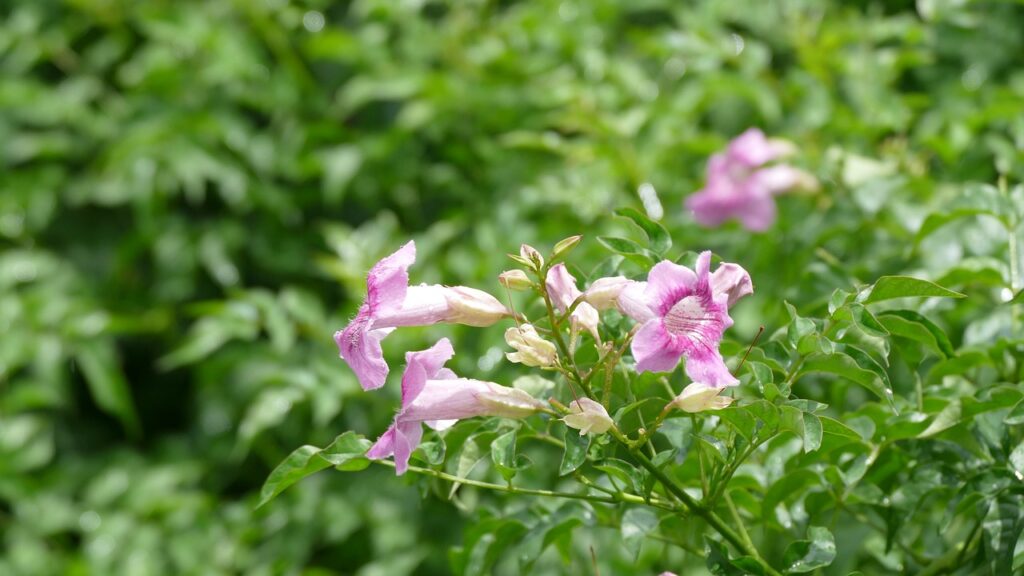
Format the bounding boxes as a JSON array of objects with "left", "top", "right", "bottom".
[{"left": 2, "top": 0, "right": 1024, "bottom": 574}]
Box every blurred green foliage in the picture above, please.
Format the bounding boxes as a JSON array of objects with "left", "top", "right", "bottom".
[{"left": 2, "top": 0, "right": 1024, "bottom": 574}]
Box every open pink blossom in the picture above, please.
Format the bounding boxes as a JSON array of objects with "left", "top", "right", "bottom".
[
  {"left": 366, "top": 338, "right": 546, "bottom": 474},
  {"left": 335, "top": 241, "right": 510, "bottom": 391},
  {"left": 621, "top": 252, "right": 750, "bottom": 387},
  {"left": 685, "top": 128, "right": 817, "bottom": 232},
  {"left": 546, "top": 264, "right": 600, "bottom": 340}
]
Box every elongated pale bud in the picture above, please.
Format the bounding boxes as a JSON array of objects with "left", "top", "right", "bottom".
[
  {"left": 551, "top": 235, "right": 582, "bottom": 260},
  {"left": 505, "top": 324, "right": 557, "bottom": 367},
  {"left": 499, "top": 269, "right": 533, "bottom": 291},
  {"left": 583, "top": 276, "right": 632, "bottom": 311},
  {"left": 444, "top": 286, "right": 510, "bottom": 327},
  {"left": 670, "top": 382, "right": 734, "bottom": 413},
  {"left": 477, "top": 384, "right": 548, "bottom": 418},
  {"left": 520, "top": 244, "right": 544, "bottom": 269},
  {"left": 563, "top": 398, "right": 614, "bottom": 435}
]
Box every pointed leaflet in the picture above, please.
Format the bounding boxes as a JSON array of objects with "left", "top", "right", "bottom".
[
  {"left": 258, "top": 431, "right": 371, "bottom": 508},
  {"left": 859, "top": 276, "right": 964, "bottom": 304}
]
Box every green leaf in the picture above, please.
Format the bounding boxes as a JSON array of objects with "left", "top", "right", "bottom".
[
  {"left": 595, "top": 459, "right": 643, "bottom": 494},
  {"left": 449, "top": 432, "right": 493, "bottom": 499},
  {"left": 490, "top": 429, "right": 518, "bottom": 482},
  {"left": 705, "top": 537, "right": 765, "bottom": 576},
  {"left": 926, "top": 350, "right": 992, "bottom": 381},
  {"left": 783, "top": 526, "right": 836, "bottom": 573},
  {"left": 614, "top": 207, "right": 672, "bottom": 254},
  {"left": 1009, "top": 289, "right": 1024, "bottom": 304},
  {"left": 859, "top": 276, "right": 965, "bottom": 304},
  {"left": 74, "top": 340, "right": 140, "bottom": 438},
  {"left": 785, "top": 302, "right": 816, "bottom": 349},
  {"left": 559, "top": 426, "right": 590, "bottom": 475},
  {"left": 877, "top": 310, "right": 955, "bottom": 358},
  {"left": 416, "top": 439, "right": 446, "bottom": 467},
  {"left": 916, "top": 208, "right": 999, "bottom": 243},
  {"left": 596, "top": 236, "right": 655, "bottom": 266},
  {"left": 1005, "top": 400, "right": 1024, "bottom": 425},
  {"left": 798, "top": 352, "right": 896, "bottom": 411},
  {"left": 621, "top": 507, "right": 659, "bottom": 558},
  {"left": 718, "top": 406, "right": 757, "bottom": 440},
  {"left": 819, "top": 416, "right": 863, "bottom": 441},
  {"left": 803, "top": 413, "right": 823, "bottom": 453},
  {"left": 832, "top": 303, "right": 889, "bottom": 338},
  {"left": 596, "top": 236, "right": 646, "bottom": 255},
  {"left": 258, "top": 432, "right": 370, "bottom": 508}
]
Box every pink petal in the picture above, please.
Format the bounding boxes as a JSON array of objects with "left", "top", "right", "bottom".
[
  {"left": 401, "top": 338, "right": 455, "bottom": 406},
  {"left": 335, "top": 313, "right": 393, "bottom": 391},
  {"left": 618, "top": 281, "right": 655, "bottom": 322},
  {"left": 710, "top": 263, "right": 753, "bottom": 308},
  {"left": 373, "top": 285, "right": 452, "bottom": 328},
  {"left": 735, "top": 191, "right": 778, "bottom": 232},
  {"left": 645, "top": 260, "right": 697, "bottom": 316},
  {"left": 683, "top": 347, "right": 739, "bottom": 388},
  {"left": 391, "top": 421, "right": 424, "bottom": 475},
  {"left": 726, "top": 128, "right": 788, "bottom": 167},
  {"left": 545, "top": 264, "right": 583, "bottom": 311},
  {"left": 632, "top": 320, "right": 686, "bottom": 373},
  {"left": 366, "top": 241, "right": 416, "bottom": 317}
]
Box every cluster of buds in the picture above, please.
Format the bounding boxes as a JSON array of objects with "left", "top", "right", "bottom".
[{"left": 336, "top": 234, "right": 755, "bottom": 472}]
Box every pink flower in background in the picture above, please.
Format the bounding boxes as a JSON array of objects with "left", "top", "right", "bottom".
[
  {"left": 335, "top": 241, "right": 510, "bottom": 391},
  {"left": 686, "top": 128, "right": 817, "bottom": 231},
  {"left": 620, "top": 252, "right": 752, "bottom": 387},
  {"left": 366, "top": 338, "right": 546, "bottom": 474},
  {"left": 546, "top": 264, "right": 601, "bottom": 340}
]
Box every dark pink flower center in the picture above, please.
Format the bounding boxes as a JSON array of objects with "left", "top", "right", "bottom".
[{"left": 662, "top": 295, "right": 723, "bottom": 357}]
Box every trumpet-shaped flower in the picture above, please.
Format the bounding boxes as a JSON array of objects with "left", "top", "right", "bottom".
[
  {"left": 335, "top": 241, "right": 510, "bottom": 391},
  {"left": 622, "top": 252, "right": 748, "bottom": 387},
  {"left": 669, "top": 382, "right": 735, "bottom": 413},
  {"left": 505, "top": 324, "right": 558, "bottom": 367},
  {"left": 685, "top": 128, "right": 817, "bottom": 231},
  {"left": 367, "top": 338, "right": 546, "bottom": 474},
  {"left": 563, "top": 398, "right": 614, "bottom": 435},
  {"left": 546, "top": 264, "right": 600, "bottom": 340},
  {"left": 583, "top": 276, "right": 632, "bottom": 311}
]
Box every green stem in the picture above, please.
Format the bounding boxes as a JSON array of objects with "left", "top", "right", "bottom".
[
  {"left": 725, "top": 492, "right": 756, "bottom": 553},
  {"left": 916, "top": 519, "right": 982, "bottom": 576},
  {"left": 373, "top": 460, "right": 676, "bottom": 510},
  {"left": 1001, "top": 175, "right": 1021, "bottom": 331},
  {"left": 625, "top": 445, "right": 783, "bottom": 576}
]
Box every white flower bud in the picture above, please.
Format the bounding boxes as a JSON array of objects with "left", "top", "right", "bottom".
[
  {"left": 563, "top": 398, "right": 614, "bottom": 435},
  {"left": 504, "top": 324, "right": 557, "bottom": 367},
  {"left": 444, "top": 286, "right": 510, "bottom": 327},
  {"left": 498, "top": 270, "right": 533, "bottom": 291},
  {"left": 670, "top": 382, "right": 734, "bottom": 413}
]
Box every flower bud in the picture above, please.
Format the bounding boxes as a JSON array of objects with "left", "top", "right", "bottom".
[
  {"left": 505, "top": 324, "right": 558, "bottom": 367},
  {"left": 444, "top": 286, "right": 510, "bottom": 327},
  {"left": 477, "top": 383, "right": 547, "bottom": 418},
  {"left": 563, "top": 398, "right": 614, "bottom": 435},
  {"left": 551, "top": 235, "right": 582, "bottom": 259},
  {"left": 519, "top": 244, "right": 544, "bottom": 268},
  {"left": 583, "top": 276, "right": 632, "bottom": 311},
  {"left": 498, "top": 270, "right": 533, "bottom": 291},
  {"left": 670, "top": 382, "right": 734, "bottom": 413}
]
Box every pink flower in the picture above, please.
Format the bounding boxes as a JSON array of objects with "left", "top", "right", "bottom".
[
  {"left": 366, "top": 338, "right": 546, "bottom": 474},
  {"left": 335, "top": 241, "right": 510, "bottom": 391},
  {"left": 685, "top": 128, "right": 817, "bottom": 232},
  {"left": 621, "top": 252, "right": 751, "bottom": 387},
  {"left": 546, "top": 264, "right": 600, "bottom": 340}
]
